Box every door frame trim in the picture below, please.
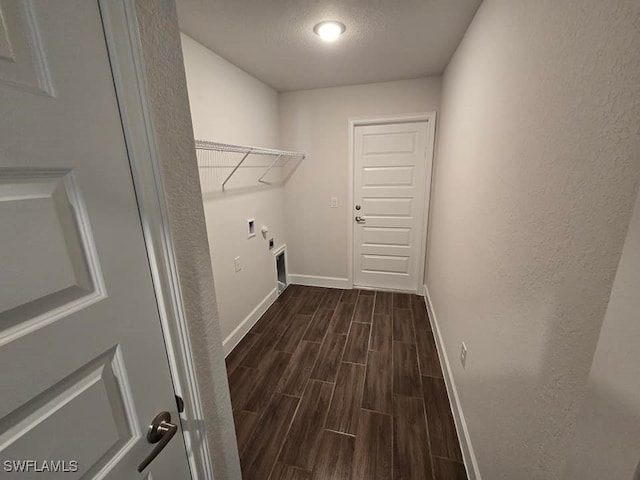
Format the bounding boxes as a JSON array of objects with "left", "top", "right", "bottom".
[
  {"left": 347, "top": 112, "right": 437, "bottom": 293},
  {"left": 99, "top": 2, "right": 213, "bottom": 479}
]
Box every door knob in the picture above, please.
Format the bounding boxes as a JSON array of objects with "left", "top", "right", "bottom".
[
  {"left": 355, "top": 216, "right": 366, "bottom": 224},
  {"left": 137, "top": 411, "right": 178, "bottom": 472}
]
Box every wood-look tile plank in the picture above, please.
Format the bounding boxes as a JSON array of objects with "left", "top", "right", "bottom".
[
  {"left": 276, "top": 313, "right": 313, "bottom": 353},
  {"left": 279, "top": 380, "right": 334, "bottom": 470},
  {"left": 415, "top": 326, "right": 443, "bottom": 378},
  {"left": 329, "top": 302, "right": 356, "bottom": 334},
  {"left": 253, "top": 301, "right": 285, "bottom": 333},
  {"left": 370, "top": 313, "right": 392, "bottom": 354},
  {"left": 242, "top": 298, "right": 301, "bottom": 369},
  {"left": 359, "top": 289, "right": 375, "bottom": 296},
  {"left": 373, "top": 291, "right": 392, "bottom": 315},
  {"left": 228, "top": 366, "right": 258, "bottom": 411},
  {"left": 226, "top": 332, "right": 260, "bottom": 376},
  {"left": 393, "top": 308, "right": 415, "bottom": 343},
  {"left": 352, "top": 410, "right": 392, "bottom": 480},
  {"left": 278, "top": 341, "right": 321, "bottom": 397},
  {"left": 393, "top": 292, "right": 411, "bottom": 309},
  {"left": 241, "top": 330, "right": 280, "bottom": 369},
  {"left": 320, "top": 289, "right": 343, "bottom": 309},
  {"left": 276, "top": 284, "right": 296, "bottom": 303},
  {"left": 270, "top": 463, "right": 311, "bottom": 480},
  {"left": 244, "top": 351, "right": 292, "bottom": 413},
  {"left": 339, "top": 289, "right": 359, "bottom": 304},
  {"left": 422, "top": 376, "right": 463, "bottom": 461},
  {"left": 393, "top": 341, "right": 422, "bottom": 397},
  {"left": 325, "top": 362, "right": 365, "bottom": 435},
  {"left": 411, "top": 294, "right": 430, "bottom": 330},
  {"left": 299, "top": 288, "right": 327, "bottom": 315},
  {"left": 361, "top": 350, "right": 392, "bottom": 414},
  {"left": 432, "top": 457, "right": 468, "bottom": 480},
  {"left": 304, "top": 308, "right": 334, "bottom": 343},
  {"left": 310, "top": 333, "right": 347, "bottom": 383},
  {"left": 233, "top": 410, "right": 258, "bottom": 457},
  {"left": 342, "top": 322, "right": 370, "bottom": 364},
  {"left": 288, "top": 285, "right": 306, "bottom": 297},
  {"left": 352, "top": 295, "right": 374, "bottom": 324},
  {"left": 271, "top": 297, "right": 305, "bottom": 334},
  {"left": 311, "top": 430, "right": 354, "bottom": 480},
  {"left": 240, "top": 393, "right": 299, "bottom": 480},
  {"left": 393, "top": 395, "right": 434, "bottom": 480}
]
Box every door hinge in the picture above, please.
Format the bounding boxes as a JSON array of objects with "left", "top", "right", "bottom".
[{"left": 175, "top": 395, "right": 185, "bottom": 413}]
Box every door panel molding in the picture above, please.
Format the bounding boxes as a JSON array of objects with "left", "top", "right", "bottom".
[
  {"left": 348, "top": 113, "right": 437, "bottom": 293},
  {"left": 98, "top": 2, "right": 212, "bottom": 479}
]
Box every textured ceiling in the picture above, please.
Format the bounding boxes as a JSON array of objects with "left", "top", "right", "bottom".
[{"left": 175, "top": 0, "right": 483, "bottom": 92}]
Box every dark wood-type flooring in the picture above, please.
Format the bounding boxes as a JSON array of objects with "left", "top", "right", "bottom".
[{"left": 225, "top": 285, "right": 467, "bottom": 480}]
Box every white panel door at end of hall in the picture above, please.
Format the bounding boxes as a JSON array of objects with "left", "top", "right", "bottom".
[
  {"left": 0, "top": 1, "right": 192, "bottom": 479},
  {"left": 353, "top": 121, "right": 430, "bottom": 292}
]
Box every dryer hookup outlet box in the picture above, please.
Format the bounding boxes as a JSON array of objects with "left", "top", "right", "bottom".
[{"left": 269, "top": 238, "right": 274, "bottom": 249}]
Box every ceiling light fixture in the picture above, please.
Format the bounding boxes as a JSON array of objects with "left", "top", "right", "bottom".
[{"left": 313, "top": 21, "right": 346, "bottom": 43}]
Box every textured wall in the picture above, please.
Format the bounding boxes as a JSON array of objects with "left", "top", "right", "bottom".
[
  {"left": 181, "top": 34, "right": 285, "bottom": 347},
  {"left": 427, "top": 0, "right": 640, "bottom": 478},
  {"left": 564, "top": 187, "right": 640, "bottom": 479},
  {"left": 134, "top": 2, "right": 241, "bottom": 478},
  {"left": 279, "top": 77, "right": 441, "bottom": 282}
]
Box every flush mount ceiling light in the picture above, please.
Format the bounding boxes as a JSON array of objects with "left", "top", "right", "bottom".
[{"left": 313, "top": 21, "right": 346, "bottom": 43}]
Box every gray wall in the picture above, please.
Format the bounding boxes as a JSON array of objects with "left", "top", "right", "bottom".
[
  {"left": 280, "top": 78, "right": 441, "bottom": 282},
  {"left": 564, "top": 186, "right": 640, "bottom": 479},
  {"left": 134, "top": 1, "right": 241, "bottom": 478},
  {"left": 427, "top": 0, "right": 640, "bottom": 478},
  {"left": 181, "top": 33, "right": 287, "bottom": 352}
]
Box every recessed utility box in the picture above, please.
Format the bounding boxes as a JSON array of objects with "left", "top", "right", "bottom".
[
  {"left": 247, "top": 218, "right": 255, "bottom": 238},
  {"left": 274, "top": 245, "right": 287, "bottom": 296}
]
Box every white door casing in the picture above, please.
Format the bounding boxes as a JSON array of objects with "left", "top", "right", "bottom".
[
  {"left": 0, "top": 1, "right": 192, "bottom": 478},
  {"left": 352, "top": 120, "right": 433, "bottom": 292}
]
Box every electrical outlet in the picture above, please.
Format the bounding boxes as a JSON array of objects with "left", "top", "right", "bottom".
[
  {"left": 330, "top": 197, "right": 338, "bottom": 208},
  {"left": 234, "top": 256, "right": 242, "bottom": 272},
  {"left": 460, "top": 342, "right": 468, "bottom": 368}
]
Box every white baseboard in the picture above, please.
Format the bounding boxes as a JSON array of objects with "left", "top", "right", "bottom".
[
  {"left": 423, "top": 284, "right": 481, "bottom": 480},
  {"left": 223, "top": 287, "right": 277, "bottom": 357},
  {"left": 289, "top": 274, "right": 351, "bottom": 289}
]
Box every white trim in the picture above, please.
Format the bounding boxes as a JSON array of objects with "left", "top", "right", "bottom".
[
  {"left": 289, "top": 274, "right": 351, "bottom": 289},
  {"left": 423, "top": 284, "right": 481, "bottom": 480},
  {"left": 348, "top": 113, "right": 436, "bottom": 293},
  {"left": 223, "top": 288, "right": 278, "bottom": 357},
  {"left": 99, "top": 2, "right": 213, "bottom": 479}
]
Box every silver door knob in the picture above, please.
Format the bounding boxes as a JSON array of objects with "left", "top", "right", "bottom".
[
  {"left": 138, "top": 411, "right": 178, "bottom": 472},
  {"left": 355, "top": 216, "right": 366, "bottom": 224}
]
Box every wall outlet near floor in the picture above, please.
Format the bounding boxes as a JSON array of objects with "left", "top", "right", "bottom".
[
  {"left": 460, "top": 342, "right": 468, "bottom": 368},
  {"left": 234, "top": 256, "right": 242, "bottom": 272},
  {"left": 330, "top": 196, "right": 338, "bottom": 208}
]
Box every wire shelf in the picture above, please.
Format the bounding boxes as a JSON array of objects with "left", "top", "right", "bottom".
[{"left": 195, "top": 140, "right": 305, "bottom": 192}]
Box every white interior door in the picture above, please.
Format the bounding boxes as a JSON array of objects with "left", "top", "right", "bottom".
[
  {"left": 353, "top": 121, "right": 430, "bottom": 292},
  {"left": 0, "top": 2, "right": 192, "bottom": 478}
]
